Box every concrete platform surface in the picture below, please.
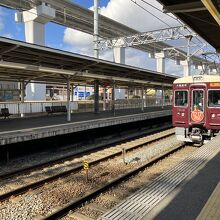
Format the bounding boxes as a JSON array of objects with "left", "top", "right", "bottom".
[
  {"left": 0, "top": 106, "right": 171, "bottom": 145},
  {"left": 196, "top": 182, "right": 220, "bottom": 220},
  {"left": 100, "top": 134, "right": 220, "bottom": 220}
]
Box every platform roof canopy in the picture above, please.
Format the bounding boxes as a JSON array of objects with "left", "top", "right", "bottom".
[
  {"left": 0, "top": 37, "right": 176, "bottom": 88},
  {"left": 159, "top": 0, "right": 220, "bottom": 51}
]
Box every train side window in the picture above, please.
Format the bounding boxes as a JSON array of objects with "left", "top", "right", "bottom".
[
  {"left": 175, "top": 91, "right": 188, "bottom": 107},
  {"left": 208, "top": 90, "right": 220, "bottom": 107}
]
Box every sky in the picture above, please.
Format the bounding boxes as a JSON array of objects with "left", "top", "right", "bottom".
[{"left": 0, "top": 0, "right": 208, "bottom": 76}]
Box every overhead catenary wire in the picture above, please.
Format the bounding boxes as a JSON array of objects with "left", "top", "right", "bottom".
[
  {"left": 139, "top": 0, "right": 184, "bottom": 26},
  {"left": 138, "top": 0, "right": 211, "bottom": 46},
  {"left": 130, "top": 0, "right": 173, "bottom": 28},
  {"left": 139, "top": 0, "right": 205, "bottom": 46},
  {"left": 130, "top": 0, "right": 219, "bottom": 64}
]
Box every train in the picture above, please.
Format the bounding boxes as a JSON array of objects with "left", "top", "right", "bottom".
[{"left": 173, "top": 74, "right": 220, "bottom": 144}]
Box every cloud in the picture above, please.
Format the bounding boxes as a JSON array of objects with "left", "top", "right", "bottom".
[
  {"left": 0, "top": 7, "right": 14, "bottom": 39},
  {"left": 99, "top": 0, "right": 178, "bottom": 32},
  {"left": 63, "top": 0, "right": 181, "bottom": 73},
  {"left": 2, "top": 33, "right": 13, "bottom": 38}
]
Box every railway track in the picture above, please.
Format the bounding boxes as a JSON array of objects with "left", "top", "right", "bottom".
[
  {"left": 0, "top": 128, "right": 174, "bottom": 202},
  {"left": 0, "top": 124, "right": 172, "bottom": 179},
  {"left": 0, "top": 129, "right": 188, "bottom": 219},
  {"left": 44, "top": 142, "right": 188, "bottom": 220},
  {"left": 69, "top": 145, "right": 196, "bottom": 220}
]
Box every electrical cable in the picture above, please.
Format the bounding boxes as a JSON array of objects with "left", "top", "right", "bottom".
[
  {"left": 130, "top": 0, "right": 173, "bottom": 28},
  {"left": 139, "top": 0, "right": 184, "bottom": 26},
  {"left": 131, "top": 0, "right": 218, "bottom": 64}
]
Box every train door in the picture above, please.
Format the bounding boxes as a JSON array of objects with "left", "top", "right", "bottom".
[{"left": 190, "top": 87, "right": 206, "bottom": 124}]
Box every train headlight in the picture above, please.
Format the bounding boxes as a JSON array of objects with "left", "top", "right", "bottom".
[
  {"left": 211, "top": 113, "right": 216, "bottom": 118},
  {"left": 181, "top": 113, "right": 185, "bottom": 117}
]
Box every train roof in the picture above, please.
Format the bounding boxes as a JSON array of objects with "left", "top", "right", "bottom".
[{"left": 174, "top": 75, "right": 220, "bottom": 84}]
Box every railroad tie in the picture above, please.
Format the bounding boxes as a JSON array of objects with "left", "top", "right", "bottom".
[{"left": 100, "top": 135, "right": 220, "bottom": 220}]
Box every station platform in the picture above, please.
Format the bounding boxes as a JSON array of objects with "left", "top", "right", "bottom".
[
  {"left": 0, "top": 106, "right": 171, "bottom": 145},
  {"left": 100, "top": 134, "right": 220, "bottom": 220}
]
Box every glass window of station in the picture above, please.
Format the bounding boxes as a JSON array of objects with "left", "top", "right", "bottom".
[
  {"left": 175, "top": 91, "right": 188, "bottom": 107},
  {"left": 208, "top": 90, "right": 220, "bottom": 107}
]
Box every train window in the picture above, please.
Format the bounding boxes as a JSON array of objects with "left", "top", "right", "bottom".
[
  {"left": 192, "top": 90, "right": 204, "bottom": 112},
  {"left": 208, "top": 90, "right": 220, "bottom": 107},
  {"left": 175, "top": 91, "right": 188, "bottom": 106}
]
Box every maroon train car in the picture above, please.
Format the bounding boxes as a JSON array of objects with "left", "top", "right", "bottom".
[{"left": 173, "top": 75, "right": 220, "bottom": 144}]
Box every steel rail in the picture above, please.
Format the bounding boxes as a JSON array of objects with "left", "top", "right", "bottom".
[
  {"left": 0, "top": 128, "right": 174, "bottom": 202},
  {"left": 43, "top": 143, "right": 186, "bottom": 220},
  {"left": 0, "top": 124, "right": 172, "bottom": 180}
]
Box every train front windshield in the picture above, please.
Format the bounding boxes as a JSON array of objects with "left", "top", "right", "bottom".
[{"left": 192, "top": 90, "right": 204, "bottom": 112}]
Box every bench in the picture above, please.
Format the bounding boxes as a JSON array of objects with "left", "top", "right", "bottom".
[
  {"left": 45, "top": 106, "right": 67, "bottom": 115},
  {"left": 0, "top": 108, "right": 12, "bottom": 119},
  {"left": 197, "top": 182, "right": 220, "bottom": 220}
]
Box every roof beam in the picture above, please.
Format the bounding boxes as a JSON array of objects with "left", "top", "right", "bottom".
[
  {"left": 0, "top": 45, "right": 19, "bottom": 55},
  {"left": 201, "top": 0, "right": 220, "bottom": 26},
  {"left": 163, "top": 2, "right": 206, "bottom": 13},
  {"left": 0, "top": 61, "right": 173, "bottom": 87}
]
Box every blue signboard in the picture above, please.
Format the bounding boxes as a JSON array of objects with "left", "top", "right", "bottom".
[{"left": 75, "top": 91, "right": 91, "bottom": 98}]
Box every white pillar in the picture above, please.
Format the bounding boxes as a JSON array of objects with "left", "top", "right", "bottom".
[
  {"left": 113, "top": 47, "right": 125, "bottom": 100},
  {"left": 155, "top": 52, "right": 165, "bottom": 73},
  {"left": 181, "top": 60, "right": 191, "bottom": 77},
  {"left": 15, "top": 3, "right": 55, "bottom": 101},
  {"left": 67, "top": 78, "right": 71, "bottom": 122},
  {"left": 113, "top": 47, "right": 125, "bottom": 64}
]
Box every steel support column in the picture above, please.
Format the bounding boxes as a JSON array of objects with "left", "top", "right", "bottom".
[
  {"left": 67, "top": 78, "right": 71, "bottom": 121},
  {"left": 94, "top": 80, "right": 99, "bottom": 113},
  {"left": 20, "top": 81, "right": 25, "bottom": 102},
  {"left": 94, "top": 0, "right": 99, "bottom": 58},
  {"left": 71, "top": 84, "right": 74, "bottom": 101},
  {"left": 141, "top": 86, "right": 144, "bottom": 112},
  {"left": 162, "top": 87, "right": 164, "bottom": 108},
  {"left": 20, "top": 80, "right": 25, "bottom": 117},
  {"left": 144, "top": 88, "right": 147, "bottom": 107},
  {"left": 103, "top": 87, "right": 106, "bottom": 111},
  {"left": 112, "top": 82, "right": 115, "bottom": 116}
]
